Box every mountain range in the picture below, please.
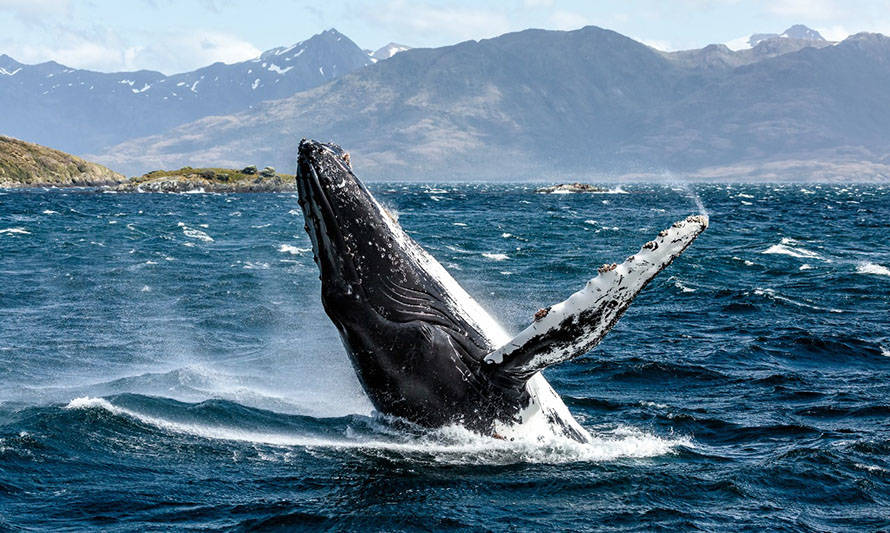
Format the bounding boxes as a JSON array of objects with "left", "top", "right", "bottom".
[
  {"left": 0, "top": 29, "right": 372, "bottom": 156},
  {"left": 2, "top": 25, "right": 889, "bottom": 181}
]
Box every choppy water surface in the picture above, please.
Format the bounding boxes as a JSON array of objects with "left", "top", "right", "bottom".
[{"left": 1, "top": 184, "right": 888, "bottom": 531}]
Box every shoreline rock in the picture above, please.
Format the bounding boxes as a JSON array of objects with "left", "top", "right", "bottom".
[
  {"left": 535, "top": 182, "right": 608, "bottom": 194},
  {"left": 112, "top": 167, "right": 296, "bottom": 193}
]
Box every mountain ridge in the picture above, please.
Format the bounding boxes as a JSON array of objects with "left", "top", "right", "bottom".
[
  {"left": 90, "top": 26, "right": 890, "bottom": 181},
  {"left": 0, "top": 29, "right": 372, "bottom": 155},
  {"left": 4, "top": 24, "right": 890, "bottom": 181}
]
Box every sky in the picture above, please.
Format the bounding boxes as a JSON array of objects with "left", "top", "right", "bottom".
[{"left": 1, "top": 0, "right": 888, "bottom": 75}]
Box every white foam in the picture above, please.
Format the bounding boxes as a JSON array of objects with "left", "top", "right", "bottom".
[
  {"left": 0, "top": 227, "right": 29, "bottom": 235},
  {"left": 762, "top": 238, "right": 822, "bottom": 260},
  {"left": 177, "top": 222, "right": 213, "bottom": 242},
  {"left": 279, "top": 244, "right": 310, "bottom": 255},
  {"left": 855, "top": 463, "right": 886, "bottom": 473},
  {"left": 670, "top": 277, "right": 696, "bottom": 293},
  {"left": 595, "top": 186, "right": 628, "bottom": 194},
  {"left": 754, "top": 288, "right": 842, "bottom": 313},
  {"left": 42, "top": 209, "right": 59, "bottom": 215},
  {"left": 482, "top": 253, "right": 509, "bottom": 261},
  {"left": 857, "top": 262, "right": 890, "bottom": 277},
  {"left": 64, "top": 397, "right": 687, "bottom": 465}
]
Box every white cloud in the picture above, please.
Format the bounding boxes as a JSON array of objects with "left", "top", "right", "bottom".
[
  {"left": 0, "top": 0, "right": 70, "bottom": 23},
  {"left": 1, "top": 26, "right": 260, "bottom": 73},
  {"left": 548, "top": 10, "right": 590, "bottom": 31},
  {"left": 766, "top": 0, "right": 840, "bottom": 19},
  {"left": 639, "top": 38, "right": 673, "bottom": 51},
  {"left": 362, "top": 0, "right": 512, "bottom": 44},
  {"left": 817, "top": 25, "right": 851, "bottom": 42},
  {"left": 143, "top": 30, "right": 261, "bottom": 73}
]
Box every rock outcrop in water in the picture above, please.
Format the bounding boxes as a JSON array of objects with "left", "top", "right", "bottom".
[
  {"left": 114, "top": 167, "right": 295, "bottom": 193},
  {"left": 536, "top": 183, "right": 608, "bottom": 194},
  {"left": 0, "top": 135, "right": 125, "bottom": 187}
]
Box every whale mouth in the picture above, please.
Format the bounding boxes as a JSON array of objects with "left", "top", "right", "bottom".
[{"left": 296, "top": 140, "right": 358, "bottom": 287}]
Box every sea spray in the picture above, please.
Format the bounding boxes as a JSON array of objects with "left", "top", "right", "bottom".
[{"left": 660, "top": 172, "right": 710, "bottom": 217}]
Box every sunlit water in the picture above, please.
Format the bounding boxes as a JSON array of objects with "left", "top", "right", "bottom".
[{"left": 1, "top": 184, "right": 889, "bottom": 530}]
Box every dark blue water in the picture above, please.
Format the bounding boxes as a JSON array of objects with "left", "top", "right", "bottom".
[{"left": 1, "top": 184, "right": 889, "bottom": 531}]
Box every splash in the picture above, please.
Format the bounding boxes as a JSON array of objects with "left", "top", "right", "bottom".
[
  {"left": 856, "top": 262, "right": 890, "bottom": 277},
  {"left": 65, "top": 396, "right": 689, "bottom": 465}
]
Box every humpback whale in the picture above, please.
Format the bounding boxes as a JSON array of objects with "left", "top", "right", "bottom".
[{"left": 296, "top": 140, "right": 708, "bottom": 442}]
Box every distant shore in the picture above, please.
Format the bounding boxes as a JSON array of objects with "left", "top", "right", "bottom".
[{"left": 112, "top": 166, "right": 296, "bottom": 193}]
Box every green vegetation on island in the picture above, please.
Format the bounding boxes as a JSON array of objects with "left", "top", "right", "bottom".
[
  {"left": 114, "top": 165, "right": 296, "bottom": 192},
  {"left": 0, "top": 135, "right": 125, "bottom": 187}
]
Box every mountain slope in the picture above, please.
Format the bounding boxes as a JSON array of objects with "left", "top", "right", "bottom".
[
  {"left": 0, "top": 29, "right": 371, "bottom": 155},
  {"left": 630, "top": 33, "right": 890, "bottom": 171},
  {"left": 0, "top": 135, "right": 124, "bottom": 187},
  {"left": 97, "top": 26, "right": 690, "bottom": 178},
  {"left": 96, "top": 26, "right": 890, "bottom": 180}
]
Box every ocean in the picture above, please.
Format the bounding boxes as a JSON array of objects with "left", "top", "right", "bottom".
[{"left": 1, "top": 183, "right": 888, "bottom": 531}]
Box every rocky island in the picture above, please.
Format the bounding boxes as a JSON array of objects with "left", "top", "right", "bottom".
[
  {"left": 535, "top": 182, "right": 608, "bottom": 194},
  {"left": 0, "top": 135, "right": 125, "bottom": 187},
  {"left": 113, "top": 165, "right": 295, "bottom": 193}
]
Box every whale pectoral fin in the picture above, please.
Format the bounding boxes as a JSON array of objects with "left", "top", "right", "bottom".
[{"left": 484, "top": 216, "right": 708, "bottom": 384}]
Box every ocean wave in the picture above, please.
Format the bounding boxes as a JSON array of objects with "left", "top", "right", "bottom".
[
  {"left": 279, "top": 244, "right": 310, "bottom": 255},
  {"left": 856, "top": 262, "right": 890, "bottom": 277},
  {"left": 63, "top": 396, "right": 688, "bottom": 465},
  {"left": 177, "top": 222, "right": 213, "bottom": 242},
  {"left": 754, "top": 288, "right": 842, "bottom": 313},
  {"left": 669, "top": 276, "right": 696, "bottom": 293},
  {"left": 591, "top": 186, "right": 628, "bottom": 195},
  {"left": 0, "top": 227, "right": 29, "bottom": 235},
  {"left": 761, "top": 238, "right": 823, "bottom": 260},
  {"left": 482, "top": 252, "right": 509, "bottom": 261}
]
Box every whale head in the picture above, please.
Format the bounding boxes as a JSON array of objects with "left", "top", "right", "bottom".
[
  {"left": 296, "top": 139, "right": 501, "bottom": 424},
  {"left": 296, "top": 139, "right": 383, "bottom": 301}
]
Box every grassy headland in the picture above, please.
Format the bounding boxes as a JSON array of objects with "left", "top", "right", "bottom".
[{"left": 0, "top": 135, "right": 125, "bottom": 187}]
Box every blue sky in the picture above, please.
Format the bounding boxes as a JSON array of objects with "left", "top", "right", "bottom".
[{"left": 1, "top": 0, "right": 888, "bottom": 74}]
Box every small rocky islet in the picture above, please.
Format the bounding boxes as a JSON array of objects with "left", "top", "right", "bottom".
[
  {"left": 535, "top": 182, "right": 608, "bottom": 194},
  {"left": 114, "top": 165, "right": 295, "bottom": 193}
]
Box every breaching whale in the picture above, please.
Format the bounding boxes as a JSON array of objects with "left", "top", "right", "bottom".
[{"left": 296, "top": 140, "right": 708, "bottom": 442}]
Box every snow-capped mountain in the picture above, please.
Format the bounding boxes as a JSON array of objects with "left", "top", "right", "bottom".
[
  {"left": 370, "top": 43, "right": 411, "bottom": 62},
  {"left": 0, "top": 29, "right": 372, "bottom": 156},
  {"left": 727, "top": 24, "right": 827, "bottom": 51}
]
